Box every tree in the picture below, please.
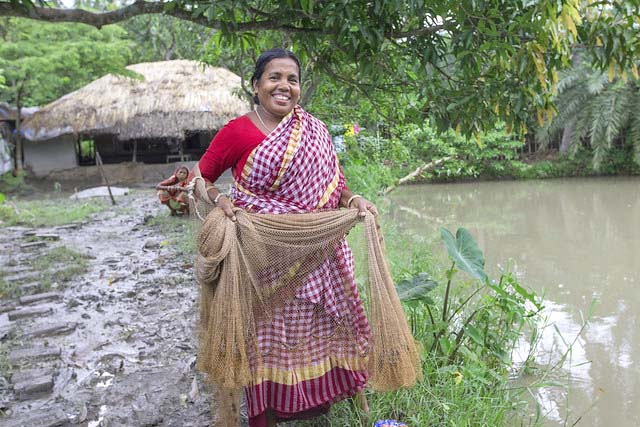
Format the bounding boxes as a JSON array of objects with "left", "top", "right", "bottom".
[
  {"left": 1, "top": 0, "right": 638, "bottom": 139},
  {"left": 536, "top": 54, "right": 640, "bottom": 170},
  {"left": 0, "top": 17, "right": 132, "bottom": 171},
  {"left": 122, "top": 14, "right": 211, "bottom": 62}
]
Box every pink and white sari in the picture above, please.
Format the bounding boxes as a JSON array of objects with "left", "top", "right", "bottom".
[{"left": 231, "top": 106, "right": 371, "bottom": 426}]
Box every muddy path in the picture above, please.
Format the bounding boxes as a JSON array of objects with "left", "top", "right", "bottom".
[{"left": 0, "top": 190, "right": 235, "bottom": 427}]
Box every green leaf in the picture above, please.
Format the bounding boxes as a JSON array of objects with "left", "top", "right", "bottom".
[
  {"left": 491, "top": 348, "right": 512, "bottom": 365},
  {"left": 439, "top": 336, "right": 452, "bottom": 355},
  {"left": 440, "top": 228, "right": 487, "bottom": 281},
  {"left": 396, "top": 272, "right": 438, "bottom": 304},
  {"left": 465, "top": 325, "right": 484, "bottom": 346},
  {"left": 510, "top": 279, "right": 541, "bottom": 308},
  {"left": 0, "top": 193, "right": 5, "bottom": 203}
]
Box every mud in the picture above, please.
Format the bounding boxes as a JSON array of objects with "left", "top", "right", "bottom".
[{"left": 0, "top": 190, "right": 241, "bottom": 427}]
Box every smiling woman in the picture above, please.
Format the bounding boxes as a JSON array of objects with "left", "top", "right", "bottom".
[{"left": 194, "top": 48, "right": 384, "bottom": 427}]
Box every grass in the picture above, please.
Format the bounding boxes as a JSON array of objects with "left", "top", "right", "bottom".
[
  {"left": 0, "top": 339, "right": 14, "bottom": 386},
  {"left": 27, "top": 246, "right": 89, "bottom": 287},
  {"left": 0, "top": 246, "right": 89, "bottom": 300},
  {"left": 145, "top": 211, "right": 196, "bottom": 256},
  {"left": 0, "top": 197, "right": 110, "bottom": 227},
  {"left": 0, "top": 171, "right": 33, "bottom": 196},
  {"left": 0, "top": 276, "right": 19, "bottom": 300}
]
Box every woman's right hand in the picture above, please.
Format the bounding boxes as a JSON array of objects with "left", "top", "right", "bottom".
[{"left": 217, "top": 195, "right": 237, "bottom": 222}]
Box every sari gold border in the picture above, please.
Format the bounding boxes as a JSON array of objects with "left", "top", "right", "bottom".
[
  {"left": 269, "top": 115, "right": 302, "bottom": 191},
  {"left": 251, "top": 355, "right": 367, "bottom": 386},
  {"left": 316, "top": 161, "right": 341, "bottom": 209},
  {"left": 234, "top": 180, "right": 258, "bottom": 198},
  {"left": 241, "top": 147, "right": 259, "bottom": 181}
]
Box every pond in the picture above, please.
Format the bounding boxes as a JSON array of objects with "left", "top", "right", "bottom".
[{"left": 387, "top": 177, "right": 640, "bottom": 427}]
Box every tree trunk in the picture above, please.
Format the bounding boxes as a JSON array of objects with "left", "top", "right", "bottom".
[
  {"left": 299, "top": 77, "right": 318, "bottom": 107},
  {"left": 560, "top": 120, "right": 575, "bottom": 153}
]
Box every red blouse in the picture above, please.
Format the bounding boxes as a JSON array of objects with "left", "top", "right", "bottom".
[
  {"left": 199, "top": 114, "right": 349, "bottom": 191},
  {"left": 199, "top": 115, "right": 264, "bottom": 183}
]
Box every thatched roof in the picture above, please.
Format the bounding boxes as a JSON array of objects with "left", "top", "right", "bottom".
[
  {"left": 22, "top": 60, "right": 250, "bottom": 142},
  {"left": 0, "top": 102, "right": 39, "bottom": 121}
]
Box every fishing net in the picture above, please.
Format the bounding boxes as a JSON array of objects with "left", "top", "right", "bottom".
[{"left": 188, "top": 165, "right": 421, "bottom": 392}]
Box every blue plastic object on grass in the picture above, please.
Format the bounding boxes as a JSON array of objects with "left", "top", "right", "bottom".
[{"left": 373, "top": 420, "right": 408, "bottom": 427}]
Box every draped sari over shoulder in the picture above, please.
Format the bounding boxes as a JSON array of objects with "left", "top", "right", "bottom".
[
  {"left": 226, "top": 106, "right": 371, "bottom": 424},
  {"left": 231, "top": 105, "right": 344, "bottom": 213}
]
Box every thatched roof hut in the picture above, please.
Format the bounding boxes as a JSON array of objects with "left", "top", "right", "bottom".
[{"left": 22, "top": 60, "right": 250, "bottom": 141}]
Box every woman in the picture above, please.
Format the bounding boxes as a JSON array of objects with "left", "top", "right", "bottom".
[
  {"left": 198, "top": 48, "right": 378, "bottom": 427},
  {"left": 156, "top": 165, "right": 190, "bottom": 215}
]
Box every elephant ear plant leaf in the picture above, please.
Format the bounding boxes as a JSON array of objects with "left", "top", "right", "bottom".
[
  {"left": 397, "top": 272, "right": 439, "bottom": 337},
  {"left": 440, "top": 227, "right": 487, "bottom": 282},
  {"left": 396, "top": 272, "right": 438, "bottom": 306},
  {"left": 396, "top": 227, "right": 540, "bottom": 368}
]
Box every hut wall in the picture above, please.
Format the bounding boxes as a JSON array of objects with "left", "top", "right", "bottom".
[{"left": 23, "top": 135, "right": 77, "bottom": 176}]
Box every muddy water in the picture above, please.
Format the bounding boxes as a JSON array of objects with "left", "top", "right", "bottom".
[{"left": 388, "top": 177, "right": 640, "bottom": 427}]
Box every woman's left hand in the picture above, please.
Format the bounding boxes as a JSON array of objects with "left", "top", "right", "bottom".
[{"left": 352, "top": 196, "right": 378, "bottom": 217}]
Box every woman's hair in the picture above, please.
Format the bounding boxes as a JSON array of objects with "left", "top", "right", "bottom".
[
  {"left": 251, "top": 48, "right": 301, "bottom": 105},
  {"left": 175, "top": 166, "right": 189, "bottom": 176}
]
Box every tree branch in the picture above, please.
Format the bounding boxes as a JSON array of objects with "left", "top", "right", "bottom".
[
  {"left": 0, "top": 1, "right": 319, "bottom": 32},
  {"left": 0, "top": 1, "right": 167, "bottom": 28},
  {"left": 382, "top": 156, "right": 452, "bottom": 195},
  {"left": 0, "top": 1, "right": 449, "bottom": 38}
]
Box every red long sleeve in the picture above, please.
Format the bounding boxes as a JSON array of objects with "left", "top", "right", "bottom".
[{"left": 198, "top": 116, "right": 265, "bottom": 182}]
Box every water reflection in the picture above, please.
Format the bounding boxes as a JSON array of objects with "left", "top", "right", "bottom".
[{"left": 388, "top": 177, "right": 640, "bottom": 427}]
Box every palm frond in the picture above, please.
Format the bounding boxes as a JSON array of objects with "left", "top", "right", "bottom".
[
  {"left": 627, "top": 84, "right": 640, "bottom": 165},
  {"left": 587, "top": 81, "right": 635, "bottom": 170},
  {"left": 585, "top": 72, "right": 607, "bottom": 96}
]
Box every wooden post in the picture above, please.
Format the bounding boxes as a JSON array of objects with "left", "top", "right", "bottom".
[
  {"left": 14, "top": 101, "right": 23, "bottom": 173},
  {"left": 132, "top": 140, "right": 137, "bottom": 163},
  {"left": 95, "top": 150, "right": 116, "bottom": 206}
]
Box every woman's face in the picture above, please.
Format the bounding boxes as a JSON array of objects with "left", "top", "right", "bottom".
[
  {"left": 176, "top": 168, "right": 188, "bottom": 181},
  {"left": 253, "top": 57, "right": 300, "bottom": 119}
]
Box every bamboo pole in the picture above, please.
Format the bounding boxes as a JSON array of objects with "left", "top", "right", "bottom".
[{"left": 95, "top": 150, "right": 116, "bottom": 205}]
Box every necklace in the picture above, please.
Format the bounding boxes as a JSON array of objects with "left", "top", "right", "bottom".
[{"left": 255, "top": 107, "right": 275, "bottom": 134}]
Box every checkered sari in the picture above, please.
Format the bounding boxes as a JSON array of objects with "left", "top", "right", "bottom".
[{"left": 231, "top": 106, "right": 371, "bottom": 424}]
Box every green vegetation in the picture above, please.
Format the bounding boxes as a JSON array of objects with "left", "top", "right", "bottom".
[
  {"left": 0, "top": 197, "right": 109, "bottom": 227},
  {"left": 0, "top": 18, "right": 133, "bottom": 171},
  {"left": 0, "top": 275, "right": 18, "bottom": 299},
  {"left": 536, "top": 55, "right": 640, "bottom": 170},
  {"left": 4, "top": 1, "right": 639, "bottom": 141},
  {"left": 145, "top": 211, "right": 195, "bottom": 256},
  {"left": 78, "top": 139, "right": 95, "bottom": 163},
  {"left": 0, "top": 171, "right": 32, "bottom": 195},
  {"left": 339, "top": 122, "right": 640, "bottom": 199},
  {"left": 0, "top": 245, "right": 89, "bottom": 298},
  {"left": 0, "top": 338, "right": 14, "bottom": 386},
  {"left": 27, "top": 245, "right": 89, "bottom": 287},
  {"left": 302, "top": 225, "right": 544, "bottom": 426}
]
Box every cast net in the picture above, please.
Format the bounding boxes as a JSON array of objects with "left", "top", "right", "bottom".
[{"left": 189, "top": 166, "right": 421, "bottom": 392}]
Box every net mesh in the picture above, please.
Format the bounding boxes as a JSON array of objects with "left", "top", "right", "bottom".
[{"left": 189, "top": 167, "right": 421, "bottom": 392}]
